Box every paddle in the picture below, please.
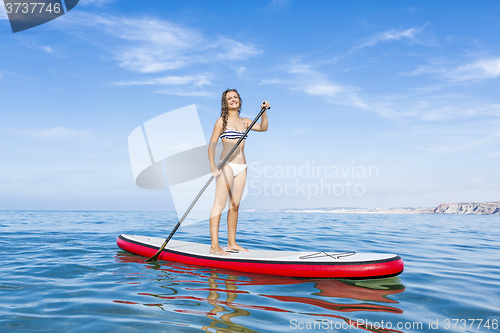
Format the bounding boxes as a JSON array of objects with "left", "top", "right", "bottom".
[{"left": 146, "top": 104, "right": 270, "bottom": 262}]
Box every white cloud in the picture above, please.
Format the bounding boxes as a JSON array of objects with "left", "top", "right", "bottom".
[
  {"left": 354, "top": 91, "right": 500, "bottom": 122},
  {"left": 261, "top": 60, "right": 361, "bottom": 107},
  {"left": 115, "top": 48, "right": 187, "bottom": 73},
  {"left": 447, "top": 57, "right": 500, "bottom": 81},
  {"left": 216, "top": 39, "right": 262, "bottom": 60},
  {"left": 41, "top": 45, "right": 54, "bottom": 53},
  {"left": 416, "top": 101, "right": 499, "bottom": 121},
  {"left": 303, "top": 82, "right": 345, "bottom": 97},
  {"left": 113, "top": 74, "right": 212, "bottom": 87},
  {"left": 405, "top": 57, "right": 500, "bottom": 82},
  {"left": 287, "top": 62, "right": 315, "bottom": 75},
  {"left": 60, "top": 13, "right": 261, "bottom": 74},
  {"left": 30, "top": 41, "right": 54, "bottom": 53},
  {"left": 236, "top": 67, "right": 246, "bottom": 77},
  {"left": 353, "top": 27, "right": 425, "bottom": 51},
  {"left": 260, "top": 78, "right": 281, "bottom": 85},
  {"left": 96, "top": 16, "right": 200, "bottom": 73},
  {"left": 402, "top": 65, "right": 438, "bottom": 77},
  {"left": 262, "top": 58, "right": 500, "bottom": 123}
]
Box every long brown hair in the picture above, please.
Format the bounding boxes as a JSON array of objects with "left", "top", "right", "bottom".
[{"left": 220, "top": 89, "right": 242, "bottom": 133}]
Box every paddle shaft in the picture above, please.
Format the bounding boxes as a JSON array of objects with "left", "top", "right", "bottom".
[{"left": 147, "top": 105, "right": 269, "bottom": 262}]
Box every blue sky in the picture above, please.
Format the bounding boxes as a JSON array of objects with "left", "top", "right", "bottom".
[{"left": 1, "top": 0, "right": 499, "bottom": 211}]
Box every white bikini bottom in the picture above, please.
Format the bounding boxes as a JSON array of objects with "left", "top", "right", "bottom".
[{"left": 219, "top": 161, "right": 247, "bottom": 178}]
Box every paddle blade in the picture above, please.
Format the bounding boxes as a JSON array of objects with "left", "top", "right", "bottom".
[
  {"left": 146, "top": 252, "right": 161, "bottom": 262},
  {"left": 146, "top": 239, "right": 168, "bottom": 262}
]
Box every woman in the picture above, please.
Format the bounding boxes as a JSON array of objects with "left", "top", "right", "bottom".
[{"left": 208, "top": 89, "right": 269, "bottom": 255}]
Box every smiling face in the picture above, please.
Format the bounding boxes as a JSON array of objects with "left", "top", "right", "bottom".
[{"left": 226, "top": 91, "right": 240, "bottom": 110}]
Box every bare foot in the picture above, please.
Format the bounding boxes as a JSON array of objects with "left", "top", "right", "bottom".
[
  {"left": 210, "top": 246, "right": 230, "bottom": 255},
  {"left": 227, "top": 243, "right": 249, "bottom": 252}
]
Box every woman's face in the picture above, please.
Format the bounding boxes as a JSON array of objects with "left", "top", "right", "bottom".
[{"left": 226, "top": 91, "right": 240, "bottom": 110}]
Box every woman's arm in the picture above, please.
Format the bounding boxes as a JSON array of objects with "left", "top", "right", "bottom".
[
  {"left": 208, "top": 117, "right": 223, "bottom": 176},
  {"left": 245, "top": 100, "right": 270, "bottom": 132}
]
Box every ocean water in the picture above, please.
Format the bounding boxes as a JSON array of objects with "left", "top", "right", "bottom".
[{"left": 0, "top": 211, "right": 499, "bottom": 332}]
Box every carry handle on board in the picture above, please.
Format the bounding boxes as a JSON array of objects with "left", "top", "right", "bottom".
[{"left": 146, "top": 104, "right": 270, "bottom": 262}]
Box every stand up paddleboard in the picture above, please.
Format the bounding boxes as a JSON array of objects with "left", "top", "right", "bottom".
[{"left": 117, "top": 234, "right": 404, "bottom": 279}]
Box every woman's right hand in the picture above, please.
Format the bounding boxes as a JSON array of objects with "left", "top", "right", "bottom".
[{"left": 211, "top": 164, "right": 222, "bottom": 178}]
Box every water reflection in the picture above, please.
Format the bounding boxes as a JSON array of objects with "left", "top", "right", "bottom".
[
  {"left": 200, "top": 273, "right": 255, "bottom": 333},
  {"left": 115, "top": 252, "right": 406, "bottom": 332}
]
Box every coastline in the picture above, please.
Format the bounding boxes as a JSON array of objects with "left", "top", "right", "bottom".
[
  {"left": 243, "top": 202, "right": 500, "bottom": 215},
  {"left": 242, "top": 208, "right": 434, "bottom": 214}
]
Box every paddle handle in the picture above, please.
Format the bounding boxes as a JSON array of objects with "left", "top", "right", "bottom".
[{"left": 147, "top": 105, "right": 269, "bottom": 262}]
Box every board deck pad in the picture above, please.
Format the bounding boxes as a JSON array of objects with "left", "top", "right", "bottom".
[{"left": 117, "top": 234, "right": 404, "bottom": 279}]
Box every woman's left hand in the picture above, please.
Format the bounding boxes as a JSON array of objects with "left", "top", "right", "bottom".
[{"left": 261, "top": 101, "right": 270, "bottom": 110}]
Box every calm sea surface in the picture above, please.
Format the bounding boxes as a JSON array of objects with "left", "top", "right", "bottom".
[{"left": 0, "top": 211, "right": 499, "bottom": 332}]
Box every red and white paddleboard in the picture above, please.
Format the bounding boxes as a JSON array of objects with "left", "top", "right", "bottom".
[{"left": 117, "top": 234, "right": 404, "bottom": 279}]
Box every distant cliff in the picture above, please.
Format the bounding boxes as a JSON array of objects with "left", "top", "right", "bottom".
[{"left": 433, "top": 202, "right": 500, "bottom": 215}]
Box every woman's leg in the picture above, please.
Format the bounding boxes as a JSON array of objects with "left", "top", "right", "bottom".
[
  {"left": 227, "top": 168, "right": 248, "bottom": 251},
  {"left": 209, "top": 164, "right": 233, "bottom": 255}
]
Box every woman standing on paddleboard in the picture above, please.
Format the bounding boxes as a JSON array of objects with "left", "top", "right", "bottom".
[{"left": 208, "top": 89, "right": 269, "bottom": 255}]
